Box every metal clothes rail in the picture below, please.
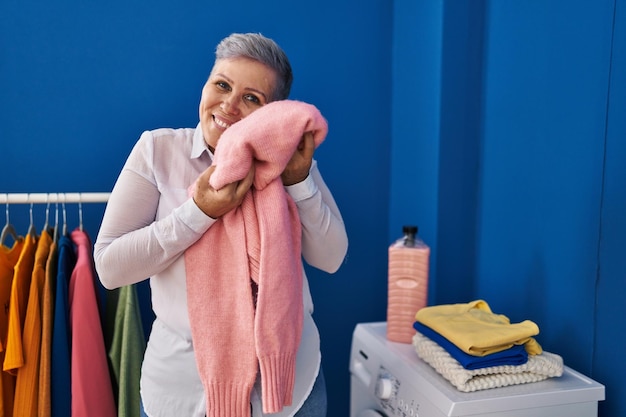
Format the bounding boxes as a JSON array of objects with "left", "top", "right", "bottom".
[{"left": 0, "top": 193, "right": 110, "bottom": 204}]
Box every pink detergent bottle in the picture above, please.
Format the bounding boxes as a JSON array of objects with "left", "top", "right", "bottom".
[{"left": 386, "top": 225, "right": 430, "bottom": 343}]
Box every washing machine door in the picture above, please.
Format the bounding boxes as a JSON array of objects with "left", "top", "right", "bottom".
[{"left": 356, "top": 410, "right": 386, "bottom": 417}]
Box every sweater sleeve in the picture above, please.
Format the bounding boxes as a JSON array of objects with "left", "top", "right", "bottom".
[
  {"left": 286, "top": 160, "right": 348, "bottom": 274},
  {"left": 94, "top": 132, "right": 216, "bottom": 289}
]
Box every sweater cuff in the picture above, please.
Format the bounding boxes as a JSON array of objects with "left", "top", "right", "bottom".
[
  {"left": 206, "top": 382, "right": 253, "bottom": 417},
  {"left": 258, "top": 353, "right": 297, "bottom": 414}
]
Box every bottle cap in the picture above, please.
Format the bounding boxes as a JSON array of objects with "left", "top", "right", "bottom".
[{"left": 402, "top": 225, "right": 418, "bottom": 236}]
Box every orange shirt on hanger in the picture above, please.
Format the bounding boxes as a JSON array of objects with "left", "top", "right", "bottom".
[
  {"left": 13, "top": 230, "right": 52, "bottom": 417},
  {"left": 38, "top": 237, "right": 58, "bottom": 417},
  {"left": 0, "top": 238, "right": 25, "bottom": 417},
  {"left": 3, "top": 232, "right": 37, "bottom": 374}
]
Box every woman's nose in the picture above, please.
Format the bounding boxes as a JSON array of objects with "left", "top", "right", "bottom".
[{"left": 220, "top": 96, "right": 240, "bottom": 115}]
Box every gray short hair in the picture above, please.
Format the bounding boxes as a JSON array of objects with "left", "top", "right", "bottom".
[{"left": 215, "top": 33, "right": 293, "bottom": 101}]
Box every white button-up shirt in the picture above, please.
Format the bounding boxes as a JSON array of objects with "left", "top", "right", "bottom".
[{"left": 94, "top": 123, "right": 348, "bottom": 417}]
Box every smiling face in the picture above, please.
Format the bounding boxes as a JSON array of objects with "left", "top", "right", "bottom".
[{"left": 199, "top": 57, "right": 278, "bottom": 151}]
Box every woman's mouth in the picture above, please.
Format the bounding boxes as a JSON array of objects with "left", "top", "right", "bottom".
[{"left": 213, "top": 115, "right": 232, "bottom": 130}]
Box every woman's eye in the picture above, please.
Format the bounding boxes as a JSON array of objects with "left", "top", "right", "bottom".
[
  {"left": 216, "top": 81, "right": 230, "bottom": 91},
  {"left": 244, "top": 94, "right": 261, "bottom": 105}
]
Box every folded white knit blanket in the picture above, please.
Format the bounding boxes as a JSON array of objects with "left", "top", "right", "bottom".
[{"left": 412, "top": 332, "right": 564, "bottom": 392}]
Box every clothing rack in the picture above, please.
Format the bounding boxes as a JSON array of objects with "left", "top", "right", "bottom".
[{"left": 0, "top": 192, "right": 110, "bottom": 204}]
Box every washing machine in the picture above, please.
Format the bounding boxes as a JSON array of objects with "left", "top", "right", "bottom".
[{"left": 350, "top": 322, "right": 604, "bottom": 417}]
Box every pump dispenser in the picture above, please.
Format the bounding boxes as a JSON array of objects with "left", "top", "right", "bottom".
[{"left": 386, "top": 225, "right": 430, "bottom": 343}]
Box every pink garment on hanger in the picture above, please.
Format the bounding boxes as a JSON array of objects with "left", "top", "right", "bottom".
[
  {"left": 69, "top": 229, "right": 116, "bottom": 417},
  {"left": 185, "top": 100, "right": 327, "bottom": 417}
]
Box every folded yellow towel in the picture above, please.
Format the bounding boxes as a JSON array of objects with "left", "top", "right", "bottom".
[{"left": 415, "top": 300, "right": 542, "bottom": 356}]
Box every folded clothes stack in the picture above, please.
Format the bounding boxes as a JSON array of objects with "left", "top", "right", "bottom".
[{"left": 412, "top": 300, "right": 563, "bottom": 392}]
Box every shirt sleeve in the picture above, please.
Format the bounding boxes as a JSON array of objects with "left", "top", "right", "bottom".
[
  {"left": 285, "top": 160, "right": 348, "bottom": 274},
  {"left": 94, "top": 131, "right": 215, "bottom": 289}
]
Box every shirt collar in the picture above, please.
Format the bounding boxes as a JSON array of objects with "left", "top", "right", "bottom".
[{"left": 191, "top": 122, "right": 214, "bottom": 160}]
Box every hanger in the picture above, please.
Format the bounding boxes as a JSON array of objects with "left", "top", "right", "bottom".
[
  {"left": 27, "top": 197, "right": 37, "bottom": 238},
  {"left": 43, "top": 194, "right": 51, "bottom": 231},
  {"left": 62, "top": 193, "right": 68, "bottom": 236},
  {"left": 53, "top": 194, "right": 60, "bottom": 242},
  {"left": 78, "top": 192, "right": 84, "bottom": 232},
  {"left": 1, "top": 194, "right": 20, "bottom": 246}
]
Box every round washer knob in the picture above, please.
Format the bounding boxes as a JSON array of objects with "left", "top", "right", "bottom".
[{"left": 375, "top": 377, "right": 394, "bottom": 400}]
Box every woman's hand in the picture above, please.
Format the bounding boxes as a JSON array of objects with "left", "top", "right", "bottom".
[
  {"left": 193, "top": 164, "right": 255, "bottom": 218},
  {"left": 281, "top": 131, "right": 315, "bottom": 186}
]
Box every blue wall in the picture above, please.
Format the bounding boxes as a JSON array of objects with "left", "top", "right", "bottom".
[
  {"left": 596, "top": 0, "right": 626, "bottom": 415},
  {"left": 0, "top": 1, "right": 392, "bottom": 416},
  {"left": 2, "top": 0, "right": 625, "bottom": 416},
  {"left": 477, "top": 0, "right": 611, "bottom": 372},
  {"left": 391, "top": 0, "right": 624, "bottom": 416}
]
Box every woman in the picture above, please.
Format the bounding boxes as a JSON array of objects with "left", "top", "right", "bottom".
[{"left": 94, "top": 33, "right": 348, "bottom": 417}]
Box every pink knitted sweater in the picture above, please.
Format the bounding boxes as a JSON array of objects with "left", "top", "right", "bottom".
[{"left": 185, "top": 100, "right": 328, "bottom": 417}]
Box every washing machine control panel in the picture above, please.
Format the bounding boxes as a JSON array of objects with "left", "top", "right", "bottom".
[{"left": 376, "top": 366, "right": 421, "bottom": 417}]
